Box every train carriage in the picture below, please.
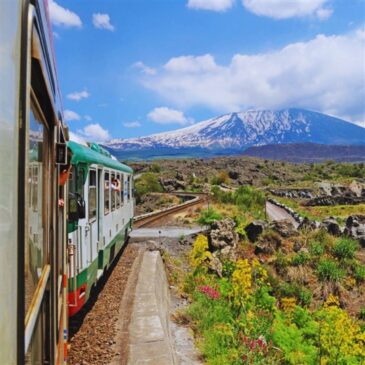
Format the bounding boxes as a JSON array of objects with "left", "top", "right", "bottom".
[
  {"left": 1, "top": 0, "right": 69, "bottom": 364},
  {"left": 66, "top": 140, "right": 134, "bottom": 316}
]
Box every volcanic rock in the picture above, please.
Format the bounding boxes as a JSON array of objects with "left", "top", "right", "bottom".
[{"left": 245, "top": 220, "right": 268, "bottom": 242}]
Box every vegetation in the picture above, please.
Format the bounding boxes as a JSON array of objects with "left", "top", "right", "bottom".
[
  {"left": 212, "top": 185, "right": 266, "bottom": 219},
  {"left": 180, "top": 236, "right": 365, "bottom": 365},
  {"left": 134, "top": 172, "right": 162, "bottom": 203},
  {"left": 197, "top": 208, "right": 223, "bottom": 225}
]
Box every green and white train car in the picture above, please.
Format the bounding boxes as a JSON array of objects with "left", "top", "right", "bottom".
[{"left": 66, "top": 140, "right": 134, "bottom": 316}]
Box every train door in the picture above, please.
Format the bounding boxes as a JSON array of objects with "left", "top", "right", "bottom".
[{"left": 87, "top": 169, "right": 98, "bottom": 266}]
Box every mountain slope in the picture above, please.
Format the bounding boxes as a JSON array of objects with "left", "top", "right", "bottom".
[
  {"left": 243, "top": 143, "right": 365, "bottom": 163},
  {"left": 104, "top": 109, "right": 365, "bottom": 159}
]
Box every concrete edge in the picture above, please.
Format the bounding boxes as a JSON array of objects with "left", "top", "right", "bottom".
[{"left": 128, "top": 251, "right": 177, "bottom": 365}]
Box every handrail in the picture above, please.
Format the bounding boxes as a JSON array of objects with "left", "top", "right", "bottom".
[{"left": 24, "top": 264, "right": 50, "bottom": 353}]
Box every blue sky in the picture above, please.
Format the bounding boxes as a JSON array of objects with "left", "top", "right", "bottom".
[{"left": 50, "top": 0, "right": 365, "bottom": 141}]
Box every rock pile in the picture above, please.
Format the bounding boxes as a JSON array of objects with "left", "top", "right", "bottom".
[
  {"left": 207, "top": 218, "right": 239, "bottom": 276},
  {"left": 344, "top": 215, "right": 365, "bottom": 247}
]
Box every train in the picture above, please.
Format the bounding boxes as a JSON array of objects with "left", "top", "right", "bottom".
[
  {"left": 66, "top": 140, "right": 134, "bottom": 316},
  {"left": 0, "top": 1, "right": 134, "bottom": 364}
]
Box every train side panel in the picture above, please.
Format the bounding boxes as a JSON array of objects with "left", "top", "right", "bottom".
[{"left": 0, "top": 1, "right": 22, "bottom": 364}]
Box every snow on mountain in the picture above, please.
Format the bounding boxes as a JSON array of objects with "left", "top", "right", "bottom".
[{"left": 103, "top": 109, "right": 365, "bottom": 158}]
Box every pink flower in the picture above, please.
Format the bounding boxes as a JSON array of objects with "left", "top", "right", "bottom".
[{"left": 198, "top": 285, "right": 220, "bottom": 300}]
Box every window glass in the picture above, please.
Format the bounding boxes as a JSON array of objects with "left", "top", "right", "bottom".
[
  {"left": 120, "top": 174, "right": 124, "bottom": 206},
  {"left": 25, "top": 103, "right": 46, "bottom": 316},
  {"left": 77, "top": 168, "right": 84, "bottom": 198},
  {"left": 88, "top": 170, "right": 97, "bottom": 220},
  {"left": 104, "top": 171, "right": 110, "bottom": 214},
  {"left": 127, "top": 175, "right": 131, "bottom": 200},
  {"left": 111, "top": 172, "right": 116, "bottom": 211},
  {"left": 116, "top": 173, "right": 121, "bottom": 208}
]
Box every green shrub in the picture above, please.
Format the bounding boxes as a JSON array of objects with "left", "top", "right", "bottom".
[
  {"left": 274, "top": 250, "right": 289, "bottom": 275},
  {"left": 359, "top": 308, "right": 365, "bottom": 320},
  {"left": 317, "top": 259, "right": 345, "bottom": 282},
  {"left": 197, "top": 208, "right": 223, "bottom": 225},
  {"left": 310, "top": 229, "right": 333, "bottom": 248},
  {"left": 233, "top": 186, "right": 265, "bottom": 217},
  {"left": 272, "top": 311, "right": 318, "bottom": 365},
  {"left": 149, "top": 163, "right": 161, "bottom": 173},
  {"left": 277, "top": 283, "right": 312, "bottom": 306},
  {"left": 333, "top": 237, "right": 358, "bottom": 260},
  {"left": 291, "top": 252, "right": 310, "bottom": 266},
  {"left": 354, "top": 264, "right": 365, "bottom": 283},
  {"left": 211, "top": 171, "right": 230, "bottom": 185},
  {"left": 134, "top": 173, "right": 162, "bottom": 203},
  {"left": 222, "top": 261, "right": 236, "bottom": 278},
  {"left": 309, "top": 241, "right": 325, "bottom": 256}
]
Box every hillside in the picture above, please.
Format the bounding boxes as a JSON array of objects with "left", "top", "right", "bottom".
[{"left": 243, "top": 143, "right": 365, "bottom": 163}]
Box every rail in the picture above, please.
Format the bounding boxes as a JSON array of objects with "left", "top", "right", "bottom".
[{"left": 133, "top": 192, "right": 208, "bottom": 228}]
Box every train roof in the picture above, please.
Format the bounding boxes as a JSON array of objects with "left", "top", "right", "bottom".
[{"left": 68, "top": 140, "right": 133, "bottom": 174}]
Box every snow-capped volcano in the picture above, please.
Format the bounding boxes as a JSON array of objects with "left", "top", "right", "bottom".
[{"left": 103, "top": 109, "right": 365, "bottom": 159}]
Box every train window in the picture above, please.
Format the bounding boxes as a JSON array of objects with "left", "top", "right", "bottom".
[
  {"left": 88, "top": 170, "right": 97, "bottom": 221},
  {"left": 25, "top": 98, "right": 48, "bottom": 318},
  {"left": 116, "top": 173, "right": 121, "bottom": 209},
  {"left": 127, "top": 176, "right": 131, "bottom": 200},
  {"left": 111, "top": 172, "right": 116, "bottom": 211},
  {"left": 77, "top": 168, "right": 84, "bottom": 198},
  {"left": 121, "top": 174, "right": 124, "bottom": 206},
  {"left": 104, "top": 171, "right": 110, "bottom": 214}
]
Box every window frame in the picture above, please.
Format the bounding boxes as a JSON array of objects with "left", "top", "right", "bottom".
[{"left": 88, "top": 169, "right": 97, "bottom": 222}]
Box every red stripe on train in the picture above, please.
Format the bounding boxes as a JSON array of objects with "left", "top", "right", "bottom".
[{"left": 68, "top": 284, "right": 87, "bottom": 317}]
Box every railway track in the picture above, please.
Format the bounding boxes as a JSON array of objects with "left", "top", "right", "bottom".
[
  {"left": 133, "top": 192, "right": 208, "bottom": 228},
  {"left": 68, "top": 191, "right": 207, "bottom": 364}
]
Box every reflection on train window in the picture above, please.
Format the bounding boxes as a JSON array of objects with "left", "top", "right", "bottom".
[
  {"left": 121, "top": 174, "right": 124, "bottom": 206},
  {"left": 111, "top": 172, "right": 116, "bottom": 211},
  {"left": 89, "top": 170, "right": 97, "bottom": 221},
  {"left": 116, "top": 173, "right": 121, "bottom": 208},
  {"left": 25, "top": 302, "right": 45, "bottom": 364},
  {"left": 77, "top": 168, "right": 84, "bottom": 198},
  {"left": 127, "top": 176, "right": 131, "bottom": 200},
  {"left": 104, "top": 171, "right": 110, "bottom": 214},
  {"left": 25, "top": 103, "right": 47, "bottom": 317}
]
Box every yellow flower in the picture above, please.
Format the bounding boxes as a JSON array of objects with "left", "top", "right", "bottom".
[
  {"left": 232, "top": 259, "right": 252, "bottom": 305},
  {"left": 190, "top": 235, "right": 212, "bottom": 269},
  {"left": 318, "top": 303, "right": 365, "bottom": 362},
  {"left": 281, "top": 297, "right": 296, "bottom": 313}
]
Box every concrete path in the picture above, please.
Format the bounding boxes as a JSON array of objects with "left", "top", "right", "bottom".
[
  {"left": 266, "top": 201, "right": 299, "bottom": 228},
  {"left": 127, "top": 251, "right": 177, "bottom": 365},
  {"left": 130, "top": 226, "right": 205, "bottom": 238}
]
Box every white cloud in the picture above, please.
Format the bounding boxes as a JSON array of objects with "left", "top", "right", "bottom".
[
  {"left": 84, "top": 115, "right": 92, "bottom": 121},
  {"left": 147, "top": 107, "right": 191, "bottom": 125},
  {"left": 67, "top": 90, "right": 90, "bottom": 101},
  {"left": 64, "top": 110, "right": 81, "bottom": 122},
  {"left": 316, "top": 7, "right": 333, "bottom": 20},
  {"left": 78, "top": 123, "right": 110, "bottom": 142},
  {"left": 242, "top": 0, "right": 332, "bottom": 19},
  {"left": 123, "top": 121, "right": 142, "bottom": 128},
  {"left": 187, "top": 0, "right": 235, "bottom": 11},
  {"left": 133, "top": 61, "right": 156, "bottom": 75},
  {"left": 141, "top": 29, "right": 365, "bottom": 125},
  {"left": 49, "top": 0, "right": 82, "bottom": 28},
  {"left": 92, "top": 13, "right": 115, "bottom": 31}
]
